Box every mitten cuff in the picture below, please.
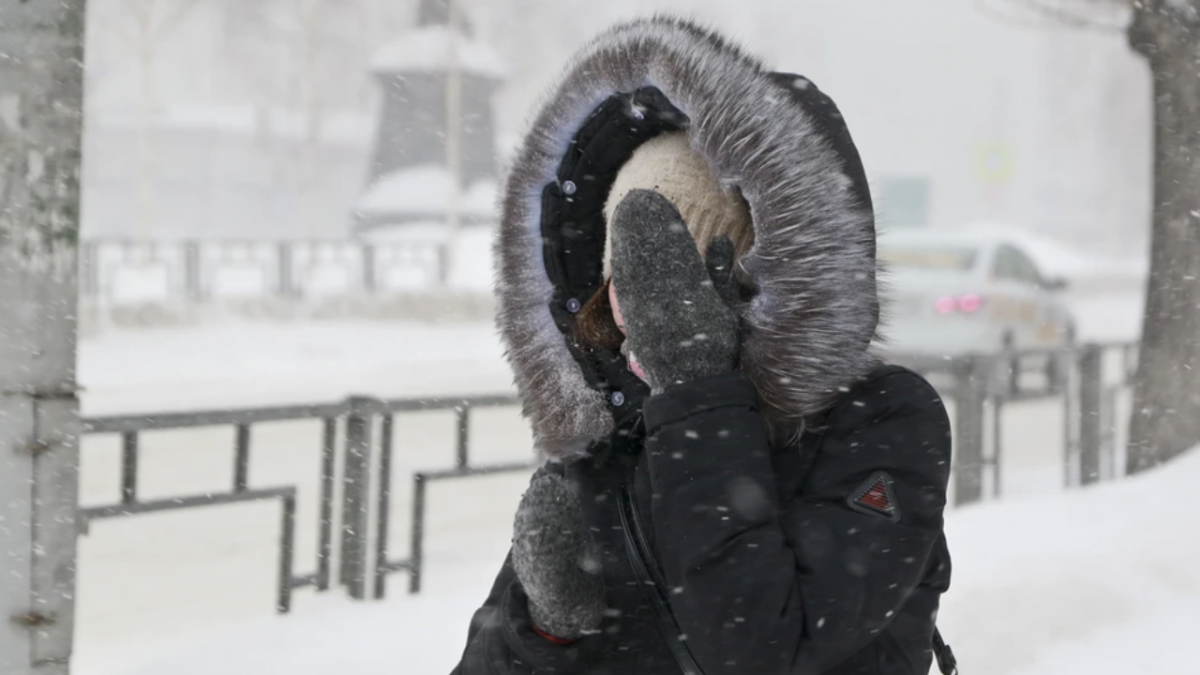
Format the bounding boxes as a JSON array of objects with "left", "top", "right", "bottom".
[
  {"left": 643, "top": 371, "right": 759, "bottom": 433},
  {"left": 525, "top": 593, "right": 604, "bottom": 642},
  {"left": 497, "top": 582, "right": 588, "bottom": 668},
  {"left": 531, "top": 624, "right": 578, "bottom": 646}
]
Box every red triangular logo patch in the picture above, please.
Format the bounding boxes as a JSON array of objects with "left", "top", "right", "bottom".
[{"left": 847, "top": 471, "right": 900, "bottom": 521}]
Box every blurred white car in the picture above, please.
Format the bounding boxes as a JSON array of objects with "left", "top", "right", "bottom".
[{"left": 875, "top": 229, "right": 1076, "bottom": 369}]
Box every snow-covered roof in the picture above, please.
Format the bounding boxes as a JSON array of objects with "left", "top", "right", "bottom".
[
  {"left": 372, "top": 26, "right": 505, "bottom": 79},
  {"left": 355, "top": 164, "right": 497, "bottom": 220}
]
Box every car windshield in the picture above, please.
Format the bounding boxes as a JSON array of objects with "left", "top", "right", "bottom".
[{"left": 878, "top": 245, "right": 978, "bottom": 272}]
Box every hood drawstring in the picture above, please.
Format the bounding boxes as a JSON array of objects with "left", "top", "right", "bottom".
[{"left": 933, "top": 629, "right": 959, "bottom": 675}]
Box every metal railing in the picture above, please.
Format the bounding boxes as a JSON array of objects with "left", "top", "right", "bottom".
[
  {"left": 913, "top": 341, "right": 1138, "bottom": 506},
  {"left": 335, "top": 395, "right": 531, "bottom": 601},
  {"left": 79, "top": 403, "right": 344, "bottom": 613},
  {"left": 77, "top": 341, "right": 1138, "bottom": 611},
  {"left": 78, "top": 394, "right": 524, "bottom": 613}
]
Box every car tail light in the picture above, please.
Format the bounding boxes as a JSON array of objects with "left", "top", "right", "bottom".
[
  {"left": 958, "top": 294, "right": 983, "bottom": 313},
  {"left": 934, "top": 294, "right": 984, "bottom": 314}
]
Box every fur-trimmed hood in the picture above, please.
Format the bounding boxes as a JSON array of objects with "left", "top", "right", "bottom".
[{"left": 495, "top": 16, "right": 881, "bottom": 460}]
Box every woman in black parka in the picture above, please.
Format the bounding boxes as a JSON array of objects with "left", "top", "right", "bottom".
[{"left": 451, "top": 17, "right": 956, "bottom": 675}]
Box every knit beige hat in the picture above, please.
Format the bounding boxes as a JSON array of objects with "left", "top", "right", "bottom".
[{"left": 603, "top": 132, "right": 754, "bottom": 278}]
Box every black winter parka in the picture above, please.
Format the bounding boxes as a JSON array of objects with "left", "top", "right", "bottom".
[
  {"left": 471, "top": 16, "right": 957, "bottom": 675},
  {"left": 451, "top": 367, "right": 952, "bottom": 675}
]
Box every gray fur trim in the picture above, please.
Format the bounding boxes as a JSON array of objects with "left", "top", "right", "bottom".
[{"left": 496, "top": 16, "right": 880, "bottom": 459}]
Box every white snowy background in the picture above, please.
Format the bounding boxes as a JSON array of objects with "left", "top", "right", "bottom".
[
  {"left": 82, "top": 0, "right": 1150, "bottom": 252},
  {"left": 63, "top": 1, "right": 1194, "bottom": 674}
]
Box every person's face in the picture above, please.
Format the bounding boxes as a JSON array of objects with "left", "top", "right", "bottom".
[
  {"left": 607, "top": 282, "right": 649, "bottom": 381},
  {"left": 608, "top": 281, "right": 626, "bottom": 335}
]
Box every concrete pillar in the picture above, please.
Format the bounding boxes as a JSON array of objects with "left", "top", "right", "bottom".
[{"left": 0, "top": 2, "right": 87, "bottom": 673}]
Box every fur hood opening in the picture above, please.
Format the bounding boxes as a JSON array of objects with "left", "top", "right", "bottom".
[{"left": 496, "top": 16, "right": 881, "bottom": 460}]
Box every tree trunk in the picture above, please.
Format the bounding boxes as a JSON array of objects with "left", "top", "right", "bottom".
[
  {"left": 1126, "top": 1, "right": 1200, "bottom": 473},
  {"left": 0, "top": 1, "right": 87, "bottom": 673}
]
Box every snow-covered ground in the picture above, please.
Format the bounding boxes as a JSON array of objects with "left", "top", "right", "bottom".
[
  {"left": 72, "top": 291, "right": 1148, "bottom": 675},
  {"left": 125, "top": 451, "right": 1200, "bottom": 675},
  {"left": 938, "top": 448, "right": 1200, "bottom": 675}
]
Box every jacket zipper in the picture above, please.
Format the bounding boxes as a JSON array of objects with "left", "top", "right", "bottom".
[{"left": 618, "top": 479, "right": 707, "bottom": 675}]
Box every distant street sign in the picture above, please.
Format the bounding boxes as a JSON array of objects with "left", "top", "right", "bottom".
[{"left": 975, "top": 141, "right": 1014, "bottom": 184}]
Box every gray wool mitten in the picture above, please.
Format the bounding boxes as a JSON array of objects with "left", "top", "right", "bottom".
[
  {"left": 609, "top": 188, "right": 742, "bottom": 392},
  {"left": 511, "top": 468, "right": 606, "bottom": 640}
]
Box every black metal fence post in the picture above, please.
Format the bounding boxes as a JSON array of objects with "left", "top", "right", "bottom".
[
  {"left": 277, "top": 494, "right": 297, "bottom": 613},
  {"left": 183, "top": 240, "right": 202, "bottom": 302},
  {"left": 340, "top": 397, "right": 374, "bottom": 600},
  {"left": 409, "top": 473, "right": 427, "bottom": 594},
  {"left": 373, "top": 414, "right": 395, "bottom": 600},
  {"left": 317, "top": 417, "right": 337, "bottom": 592},
  {"left": 233, "top": 423, "right": 251, "bottom": 492},
  {"left": 121, "top": 431, "right": 139, "bottom": 504},
  {"left": 277, "top": 242, "right": 296, "bottom": 299},
  {"left": 455, "top": 406, "right": 470, "bottom": 470},
  {"left": 362, "top": 244, "right": 377, "bottom": 294},
  {"left": 953, "top": 356, "right": 987, "bottom": 506},
  {"left": 1078, "top": 345, "right": 1103, "bottom": 486}
]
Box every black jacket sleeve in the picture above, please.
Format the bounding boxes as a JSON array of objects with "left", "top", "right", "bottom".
[
  {"left": 641, "top": 368, "right": 951, "bottom": 675},
  {"left": 450, "top": 551, "right": 593, "bottom": 675},
  {"left": 451, "top": 456, "right": 604, "bottom": 674}
]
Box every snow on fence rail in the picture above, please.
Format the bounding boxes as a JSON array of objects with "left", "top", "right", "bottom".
[
  {"left": 76, "top": 342, "right": 1136, "bottom": 612},
  {"left": 79, "top": 239, "right": 449, "bottom": 304}
]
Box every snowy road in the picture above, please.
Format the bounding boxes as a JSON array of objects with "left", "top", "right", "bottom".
[{"left": 73, "top": 294, "right": 1144, "bottom": 674}]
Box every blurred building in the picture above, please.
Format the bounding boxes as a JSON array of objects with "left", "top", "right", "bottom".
[
  {"left": 487, "top": 0, "right": 1152, "bottom": 258},
  {"left": 80, "top": 0, "right": 387, "bottom": 241},
  {"left": 352, "top": 0, "right": 503, "bottom": 236},
  {"left": 78, "top": 0, "right": 1151, "bottom": 259}
]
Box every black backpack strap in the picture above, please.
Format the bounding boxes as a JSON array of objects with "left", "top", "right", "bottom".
[{"left": 933, "top": 628, "right": 959, "bottom": 675}]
